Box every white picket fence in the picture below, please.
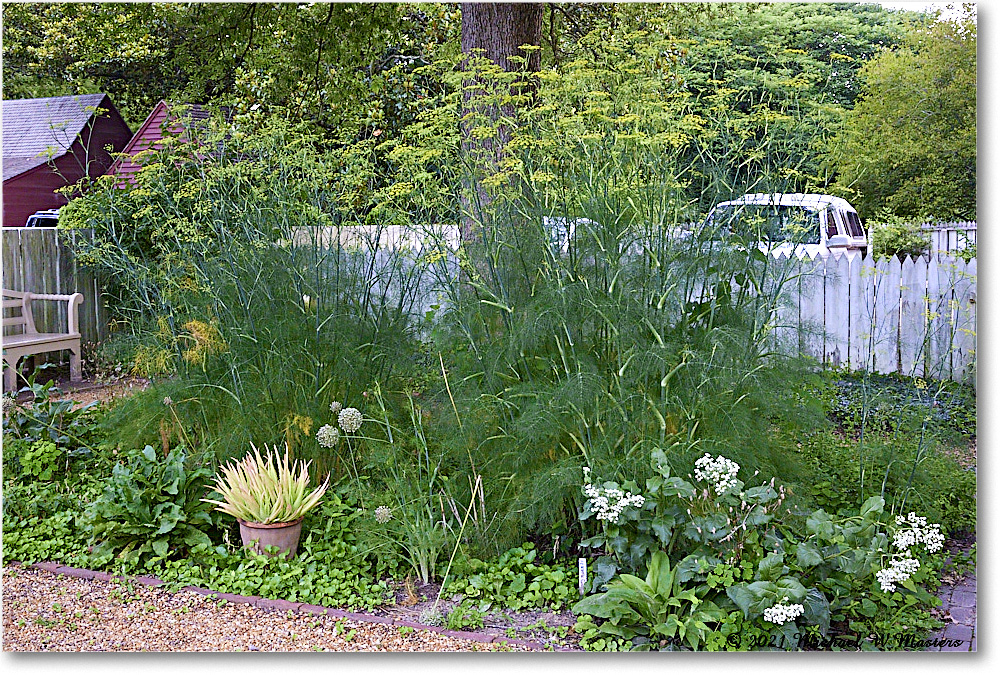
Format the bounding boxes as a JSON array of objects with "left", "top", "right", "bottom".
[
  {"left": 920, "top": 221, "right": 976, "bottom": 256},
  {"left": 775, "top": 252, "right": 976, "bottom": 382}
]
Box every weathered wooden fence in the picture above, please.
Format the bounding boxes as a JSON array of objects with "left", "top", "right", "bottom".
[
  {"left": 2, "top": 227, "right": 108, "bottom": 345},
  {"left": 776, "top": 252, "right": 976, "bottom": 382},
  {"left": 920, "top": 221, "right": 976, "bottom": 257}
]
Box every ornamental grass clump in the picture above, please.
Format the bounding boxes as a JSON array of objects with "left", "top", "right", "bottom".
[{"left": 203, "top": 444, "right": 329, "bottom": 524}]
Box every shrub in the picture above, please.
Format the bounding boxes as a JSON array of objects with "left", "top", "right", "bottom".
[
  {"left": 870, "top": 219, "right": 931, "bottom": 260},
  {"left": 62, "top": 119, "right": 428, "bottom": 469},
  {"left": 81, "top": 445, "right": 216, "bottom": 564}
]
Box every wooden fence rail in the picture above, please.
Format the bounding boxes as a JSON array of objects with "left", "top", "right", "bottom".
[{"left": 2, "top": 227, "right": 108, "bottom": 345}]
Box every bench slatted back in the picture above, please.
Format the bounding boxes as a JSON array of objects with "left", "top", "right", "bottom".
[{"left": 2, "top": 290, "right": 35, "bottom": 336}]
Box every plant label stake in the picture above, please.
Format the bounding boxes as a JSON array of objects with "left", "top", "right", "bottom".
[{"left": 578, "top": 558, "right": 587, "bottom": 596}]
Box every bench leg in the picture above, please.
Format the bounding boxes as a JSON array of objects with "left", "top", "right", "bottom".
[
  {"left": 3, "top": 356, "right": 18, "bottom": 394},
  {"left": 69, "top": 347, "right": 82, "bottom": 382}
]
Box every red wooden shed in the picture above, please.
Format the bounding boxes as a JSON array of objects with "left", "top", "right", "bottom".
[
  {"left": 1, "top": 94, "right": 133, "bottom": 227},
  {"left": 107, "top": 100, "right": 211, "bottom": 186}
]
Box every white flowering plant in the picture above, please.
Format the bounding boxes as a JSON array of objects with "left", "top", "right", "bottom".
[
  {"left": 718, "top": 496, "right": 947, "bottom": 649},
  {"left": 578, "top": 466, "right": 657, "bottom": 579},
  {"left": 579, "top": 448, "right": 787, "bottom": 590},
  {"left": 872, "top": 511, "right": 945, "bottom": 594},
  {"left": 578, "top": 450, "right": 949, "bottom": 650}
]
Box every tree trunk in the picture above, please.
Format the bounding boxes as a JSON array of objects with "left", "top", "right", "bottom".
[
  {"left": 459, "top": 3, "right": 543, "bottom": 243},
  {"left": 461, "top": 3, "right": 543, "bottom": 74}
]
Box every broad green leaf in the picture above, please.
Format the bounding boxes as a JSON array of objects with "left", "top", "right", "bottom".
[
  {"left": 757, "top": 552, "right": 786, "bottom": 582},
  {"left": 152, "top": 537, "right": 169, "bottom": 557},
  {"left": 860, "top": 496, "right": 885, "bottom": 519},
  {"left": 796, "top": 542, "right": 824, "bottom": 567},
  {"left": 726, "top": 583, "right": 756, "bottom": 617}
]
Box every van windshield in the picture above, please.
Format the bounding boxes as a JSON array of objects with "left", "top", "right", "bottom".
[{"left": 713, "top": 204, "right": 821, "bottom": 244}]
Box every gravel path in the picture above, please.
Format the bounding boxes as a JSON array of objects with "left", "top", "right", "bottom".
[{"left": 1, "top": 567, "right": 531, "bottom": 652}]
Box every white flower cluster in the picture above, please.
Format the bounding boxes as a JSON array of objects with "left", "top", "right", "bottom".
[
  {"left": 330, "top": 401, "right": 343, "bottom": 416},
  {"left": 693, "top": 453, "right": 740, "bottom": 495},
  {"left": 582, "top": 470, "right": 645, "bottom": 524},
  {"left": 894, "top": 512, "right": 945, "bottom": 553},
  {"left": 876, "top": 556, "right": 921, "bottom": 593},
  {"left": 763, "top": 597, "right": 804, "bottom": 625},
  {"left": 338, "top": 407, "right": 363, "bottom": 433},
  {"left": 876, "top": 512, "right": 942, "bottom": 593},
  {"left": 316, "top": 424, "right": 340, "bottom": 448},
  {"left": 374, "top": 505, "right": 393, "bottom": 524}
]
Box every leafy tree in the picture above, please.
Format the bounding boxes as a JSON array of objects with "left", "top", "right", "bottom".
[
  {"left": 1, "top": 2, "right": 457, "bottom": 137},
  {"left": 826, "top": 5, "right": 976, "bottom": 221}
]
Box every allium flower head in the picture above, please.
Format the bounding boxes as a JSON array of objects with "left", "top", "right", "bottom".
[
  {"left": 338, "top": 407, "right": 363, "bottom": 433},
  {"left": 163, "top": 396, "right": 174, "bottom": 406},
  {"left": 330, "top": 401, "right": 343, "bottom": 416},
  {"left": 1, "top": 393, "right": 16, "bottom": 417},
  {"left": 316, "top": 424, "right": 340, "bottom": 448},
  {"left": 374, "top": 505, "right": 393, "bottom": 524}
]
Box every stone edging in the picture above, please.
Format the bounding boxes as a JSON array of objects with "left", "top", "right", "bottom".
[{"left": 13, "top": 561, "right": 576, "bottom": 652}]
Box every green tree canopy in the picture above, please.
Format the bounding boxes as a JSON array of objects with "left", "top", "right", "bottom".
[
  {"left": 1, "top": 2, "right": 458, "bottom": 136},
  {"left": 826, "top": 5, "right": 976, "bottom": 221}
]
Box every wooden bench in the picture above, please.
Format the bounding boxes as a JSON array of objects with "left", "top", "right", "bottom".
[{"left": 3, "top": 289, "right": 84, "bottom": 393}]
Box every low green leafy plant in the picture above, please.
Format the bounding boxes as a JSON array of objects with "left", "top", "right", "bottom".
[
  {"left": 573, "top": 550, "right": 725, "bottom": 651},
  {"left": 202, "top": 444, "right": 329, "bottom": 524},
  {"left": 9, "top": 439, "right": 63, "bottom": 481},
  {"left": 446, "top": 543, "right": 575, "bottom": 611},
  {"left": 147, "top": 534, "right": 393, "bottom": 611},
  {"left": 1, "top": 511, "right": 91, "bottom": 566},
  {"left": 2, "top": 469, "right": 104, "bottom": 522},
  {"left": 5, "top": 374, "right": 101, "bottom": 455},
  {"left": 445, "top": 601, "right": 487, "bottom": 630},
  {"left": 80, "top": 445, "right": 215, "bottom": 564}
]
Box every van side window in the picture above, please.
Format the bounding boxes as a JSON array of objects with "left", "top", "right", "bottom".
[
  {"left": 844, "top": 211, "right": 865, "bottom": 237},
  {"left": 826, "top": 211, "right": 840, "bottom": 239}
]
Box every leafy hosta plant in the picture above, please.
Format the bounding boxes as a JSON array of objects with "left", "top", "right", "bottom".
[
  {"left": 573, "top": 550, "right": 725, "bottom": 651},
  {"left": 203, "top": 444, "right": 329, "bottom": 524},
  {"left": 81, "top": 446, "right": 215, "bottom": 564}
]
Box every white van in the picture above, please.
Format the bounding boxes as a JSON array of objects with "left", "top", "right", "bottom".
[
  {"left": 704, "top": 193, "right": 867, "bottom": 258},
  {"left": 24, "top": 209, "right": 61, "bottom": 228}
]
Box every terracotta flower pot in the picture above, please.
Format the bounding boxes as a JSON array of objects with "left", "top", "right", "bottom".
[{"left": 237, "top": 517, "right": 304, "bottom": 559}]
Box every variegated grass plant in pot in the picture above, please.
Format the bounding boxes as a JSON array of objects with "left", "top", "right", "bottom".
[{"left": 203, "top": 444, "right": 329, "bottom": 558}]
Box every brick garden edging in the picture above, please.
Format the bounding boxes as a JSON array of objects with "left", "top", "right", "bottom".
[{"left": 14, "top": 561, "right": 575, "bottom": 652}]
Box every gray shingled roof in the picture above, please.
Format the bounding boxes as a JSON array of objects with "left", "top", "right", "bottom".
[{"left": 2, "top": 93, "right": 109, "bottom": 181}]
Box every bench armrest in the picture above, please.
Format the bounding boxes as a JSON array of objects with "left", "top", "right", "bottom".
[{"left": 25, "top": 293, "right": 85, "bottom": 335}]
